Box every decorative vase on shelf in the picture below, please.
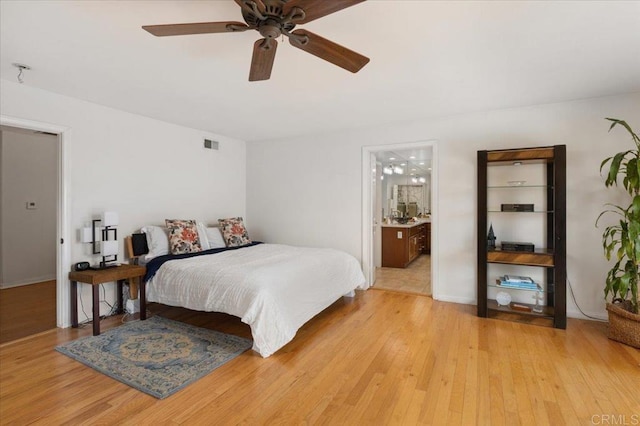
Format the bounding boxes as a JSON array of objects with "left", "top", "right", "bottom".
[
  {"left": 532, "top": 292, "right": 543, "bottom": 313},
  {"left": 496, "top": 291, "right": 511, "bottom": 306}
]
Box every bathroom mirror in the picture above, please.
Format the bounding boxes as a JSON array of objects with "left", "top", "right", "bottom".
[{"left": 380, "top": 158, "right": 431, "bottom": 219}]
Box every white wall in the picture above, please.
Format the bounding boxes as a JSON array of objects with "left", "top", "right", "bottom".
[
  {"left": 247, "top": 92, "right": 640, "bottom": 320},
  {"left": 0, "top": 80, "right": 246, "bottom": 324},
  {"left": 1, "top": 128, "right": 57, "bottom": 288}
]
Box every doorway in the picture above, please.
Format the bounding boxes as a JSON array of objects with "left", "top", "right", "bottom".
[
  {"left": 0, "top": 126, "right": 58, "bottom": 342},
  {"left": 361, "top": 140, "right": 438, "bottom": 298},
  {"left": 0, "top": 115, "right": 68, "bottom": 340}
]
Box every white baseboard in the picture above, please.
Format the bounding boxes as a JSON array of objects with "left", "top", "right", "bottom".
[
  {"left": 0, "top": 275, "right": 56, "bottom": 289},
  {"left": 434, "top": 294, "right": 476, "bottom": 305},
  {"left": 567, "top": 309, "right": 608, "bottom": 322},
  {"left": 432, "top": 296, "right": 609, "bottom": 322}
]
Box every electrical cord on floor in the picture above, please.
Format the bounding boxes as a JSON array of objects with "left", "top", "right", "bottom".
[
  {"left": 76, "top": 284, "right": 122, "bottom": 326},
  {"left": 121, "top": 309, "right": 151, "bottom": 324},
  {"left": 567, "top": 273, "right": 607, "bottom": 322},
  {"left": 76, "top": 281, "right": 149, "bottom": 326},
  {"left": 100, "top": 284, "right": 117, "bottom": 317},
  {"left": 78, "top": 284, "right": 90, "bottom": 325}
]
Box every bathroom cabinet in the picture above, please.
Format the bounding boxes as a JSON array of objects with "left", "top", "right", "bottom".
[{"left": 382, "top": 222, "right": 429, "bottom": 268}]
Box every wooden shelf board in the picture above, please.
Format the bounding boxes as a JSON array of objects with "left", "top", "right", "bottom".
[
  {"left": 487, "top": 249, "right": 554, "bottom": 267},
  {"left": 487, "top": 147, "right": 555, "bottom": 163}
]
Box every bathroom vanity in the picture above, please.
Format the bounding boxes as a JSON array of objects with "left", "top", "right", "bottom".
[{"left": 381, "top": 220, "right": 430, "bottom": 268}]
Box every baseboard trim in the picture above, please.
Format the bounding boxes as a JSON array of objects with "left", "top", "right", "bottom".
[
  {"left": 567, "top": 309, "right": 608, "bottom": 322},
  {"left": 434, "top": 294, "right": 475, "bottom": 305},
  {"left": 0, "top": 275, "right": 56, "bottom": 289}
]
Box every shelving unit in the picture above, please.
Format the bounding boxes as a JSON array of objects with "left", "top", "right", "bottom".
[{"left": 477, "top": 145, "right": 566, "bottom": 329}]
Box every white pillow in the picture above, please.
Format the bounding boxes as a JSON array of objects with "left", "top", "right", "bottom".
[
  {"left": 141, "top": 225, "right": 169, "bottom": 261},
  {"left": 206, "top": 227, "right": 226, "bottom": 249},
  {"left": 197, "top": 221, "right": 210, "bottom": 250}
]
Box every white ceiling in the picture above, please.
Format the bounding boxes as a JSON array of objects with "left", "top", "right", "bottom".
[
  {"left": 1, "top": 1, "right": 639, "bottom": 142},
  {"left": 376, "top": 148, "right": 432, "bottom": 176}
]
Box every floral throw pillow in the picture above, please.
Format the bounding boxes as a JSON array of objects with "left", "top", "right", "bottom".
[
  {"left": 165, "top": 219, "right": 202, "bottom": 254},
  {"left": 218, "top": 217, "right": 251, "bottom": 247}
]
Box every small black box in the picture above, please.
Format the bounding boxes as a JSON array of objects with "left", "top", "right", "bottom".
[
  {"left": 501, "top": 241, "right": 535, "bottom": 252},
  {"left": 501, "top": 203, "right": 534, "bottom": 212}
]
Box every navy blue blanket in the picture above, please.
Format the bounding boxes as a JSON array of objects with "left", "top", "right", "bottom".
[{"left": 144, "top": 242, "right": 262, "bottom": 282}]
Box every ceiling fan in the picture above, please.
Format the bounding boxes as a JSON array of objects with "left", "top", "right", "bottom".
[{"left": 142, "top": 0, "right": 369, "bottom": 81}]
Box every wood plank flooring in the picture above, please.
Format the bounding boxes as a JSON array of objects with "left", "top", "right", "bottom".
[
  {"left": 0, "top": 280, "right": 57, "bottom": 344},
  {"left": 1, "top": 290, "right": 638, "bottom": 424},
  {"left": 374, "top": 254, "right": 431, "bottom": 295}
]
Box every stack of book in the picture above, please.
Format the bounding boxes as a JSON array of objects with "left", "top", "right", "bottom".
[{"left": 496, "top": 275, "right": 540, "bottom": 291}]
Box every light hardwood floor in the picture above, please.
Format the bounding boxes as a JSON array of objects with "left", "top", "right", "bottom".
[
  {"left": 1, "top": 290, "right": 638, "bottom": 425},
  {"left": 0, "top": 280, "right": 57, "bottom": 344},
  {"left": 374, "top": 254, "right": 431, "bottom": 295}
]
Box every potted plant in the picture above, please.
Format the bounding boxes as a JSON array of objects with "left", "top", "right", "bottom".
[{"left": 597, "top": 118, "right": 640, "bottom": 348}]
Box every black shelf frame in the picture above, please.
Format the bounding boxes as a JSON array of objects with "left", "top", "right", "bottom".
[{"left": 477, "top": 145, "right": 566, "bottom": 329}]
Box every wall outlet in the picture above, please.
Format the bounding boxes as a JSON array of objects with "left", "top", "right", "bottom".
[{"left": 26, "top": 201, "right": 37, "bottom": 209}]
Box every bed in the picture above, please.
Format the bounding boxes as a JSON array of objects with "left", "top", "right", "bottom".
[{"left": 141, "top": 242, "right": 366, "bottom": 357}]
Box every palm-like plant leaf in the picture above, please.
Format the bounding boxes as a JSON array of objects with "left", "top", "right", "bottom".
[{"left": 598, "top": 118, "right": 640, "bottom": 314}]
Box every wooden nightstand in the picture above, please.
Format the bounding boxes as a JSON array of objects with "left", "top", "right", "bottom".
[{"left": 69, "top": 264, "right": 146, "bottom": 335}]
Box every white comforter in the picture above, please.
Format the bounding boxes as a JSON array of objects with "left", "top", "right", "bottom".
[{"left": 146, "top": 244, "right": 366, "bottom": 357}]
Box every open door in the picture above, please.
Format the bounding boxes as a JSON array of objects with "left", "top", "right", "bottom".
[
  {"left": 369, "top": 152, "right": 377, "bottom": 285},
  {"left": 362, "top": 141, "right": 438, "bottom": 297}
]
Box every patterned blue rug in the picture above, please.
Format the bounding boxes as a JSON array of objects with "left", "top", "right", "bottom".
[{"left": 56, "top": 316, "right": 252, "bottom": 399}]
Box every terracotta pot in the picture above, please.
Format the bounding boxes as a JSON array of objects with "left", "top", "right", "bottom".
[{"left": 606, "top": 302, "right": 640, "bottom": 349}]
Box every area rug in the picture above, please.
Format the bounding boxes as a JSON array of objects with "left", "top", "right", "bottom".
[{"left": 56, "top": 316, "right": 252, "bottom": 399}]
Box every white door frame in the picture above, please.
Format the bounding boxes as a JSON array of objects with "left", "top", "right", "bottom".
[
  {"left": 361, "top": 140, "right": 439, "bottom": 299},
  {"left": 1, "top": 115, "right": 70, "bottom": 327}
]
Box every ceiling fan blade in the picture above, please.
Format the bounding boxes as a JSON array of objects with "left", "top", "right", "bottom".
[
  {"left": 283, "top": 0, "right": 365, "bottom": 24},
  {"left": 289, "top": 29, "right": 369, "bottom": 73},
  {"left": 142, "top": 21, "right": 249, "bottom": 37},
  {"left": 249, "top": 38, "right": 278, "bottom": 81}
]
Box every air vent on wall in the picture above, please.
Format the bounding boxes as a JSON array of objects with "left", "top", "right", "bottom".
[{"left": 204, "top": 139, "right": 219, "bottom": 150}]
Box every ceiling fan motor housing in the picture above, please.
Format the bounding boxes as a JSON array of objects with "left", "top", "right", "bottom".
[
  {"left": 243, "top": 0, "right": 296, "bottom": 38},
  {"left": 258, "top": 19, "right": 285, "bottom": 39}
]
